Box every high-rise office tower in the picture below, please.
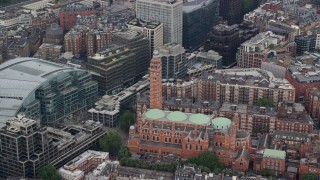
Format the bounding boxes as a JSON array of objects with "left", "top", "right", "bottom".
[
  {"left": 157, "top": 43, "right": 187, "bottom": 79},
  {"left": 149, "top": 51, "right": 163, "bottom": 110},
  {"left": 219, "top": 0, "right": 242, "bottom": 25},
  {"left": 136, "top": 0, "right": 183, "bottom": 44}
]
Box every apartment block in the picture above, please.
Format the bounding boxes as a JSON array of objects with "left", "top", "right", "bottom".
[
  {"left": 237, "top": 31, "right": 292, "bottom": 68},
  {"left": 34, "top": 43, "right": 62, "bottom": 60},
  {"left": 86, "top": 30, "right": 112, "bottom": 56},
  {"left": 136, "top": 0, "right": 183, "bottom": 44},
  {"left": 64, "top": 25, "right": 88, "bottom": 57},
  {"left": 306, "top": 88, "right": 320, "bottom": 123},
  {"left": 58, "top": 150, "right": 109, "bottom": 180},
  {"left": 286, "top": 63, "right": 320, "bottom": 101},
  {"left": 167, "top": 68, "right": 295, "bottom": 106}
]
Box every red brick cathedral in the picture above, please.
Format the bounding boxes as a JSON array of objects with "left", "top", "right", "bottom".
[{"left": 128, "top": 52, "right": 252, "bottom": 172}]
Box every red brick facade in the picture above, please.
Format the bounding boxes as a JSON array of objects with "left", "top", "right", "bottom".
[
  {"left": 286, "top": 70, "right": 320, "bottom": 102},
  {"left": 59, "top": 4, "right": 96, "bottom": 31}
]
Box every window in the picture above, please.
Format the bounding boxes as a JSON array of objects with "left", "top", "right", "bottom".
[{"left": 190, "top": 145, "right": 192, "bottom": 150}]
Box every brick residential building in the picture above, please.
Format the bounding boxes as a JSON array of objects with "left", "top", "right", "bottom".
[
  {"left": 253, "top": 149, "right": 286, "bottom": 176},
  {"left": 163, "top": 68, "right": 295, "bottom": 107},
  {"left": 59, "top": 3, "right": 96, "bottom": 31},
  {"left": 237, "top": 31, "right": 293, "bottom": 68},
  {"left": 64, "top": 25, "right": 88, "bottom": 57},
  {"left": 86, "top": 30, "right": 112, "bottom": 56},
  {"left": 285, "top": 63, "right": 320, "bottom": 102},
  {"left": 306, "top": 88, "right": 320, "bottom": 123}
]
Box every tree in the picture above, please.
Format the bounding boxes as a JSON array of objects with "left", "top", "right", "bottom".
[
  {"left": 120, "top": 110, "right": 134, "bottom": 131},
  {"left": 186, "top": 151, "right": 225, "bottom": 172},
  {"left": 302, "top": 172, "right": 317, "bottom": 180},
  {"left": 38, "top": 165, "right": 61, "bottom": 180},
  {"left": 259, "top": 168, "right": 275, "bottom": 178},
  {"left": 119, "top": 146, "right": 132, "bottom": 160},
  {"left": 99, "top": 131, "right": 123, "bottom": 157},
  {"left": 257, "top": 98, "right": 273, "bottom": 107}
]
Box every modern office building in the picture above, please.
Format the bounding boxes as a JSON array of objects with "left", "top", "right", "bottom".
[
  {"left": 219, "top": 0, "right": 241, "bottom": 25},
  {"left": 205, "top": 24, "right": 241, "bottom": 68},
  {"left": 88, "top": 76, "right": 149, "bottom": 127},
  {"left": 113, "top": 29, "right": 151, "bottom": 80},
  {"left": 294, "top": 35, "right": 316, "bottom": 55},
  {"left": 0, "top": 58, "right": 98, "bottom": 127},
  {"left": 59, "top": 3, "right": 96, "bottom": 31},
  {"left": 127, "top": 18, "right": 164, "bottom": 55},
  {"left": 188, "top": 50, "right": 223, "bottom": 69},
  {"left": 0, "top": 115, "right": 106, "bottom": 178},
  {"left": 87, "top": 45, "right": 136, "bottom": 95},
  {"left": 182, "top": 0, "right": 219, "bottom": 51},
  {"left": 136, "top": 0, "right": 183, "bottom": 44},
  {"left": 157, "top": 43, "right": 187, "bottom": 80}
]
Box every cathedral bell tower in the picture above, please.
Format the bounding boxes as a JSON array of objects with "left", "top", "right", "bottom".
[{"left": 149, "top": 50, "right": 163, "bottom": 110}]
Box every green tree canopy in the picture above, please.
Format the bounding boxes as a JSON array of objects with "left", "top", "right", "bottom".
[
  {"left": 186, "top": 151, "right": 225, "bottom": 172},
  {"left": 99, "top": 131, "right": 123, "bottom": 157},
  {"left": 257, "top": 98, "right": 273, "bottom": 107},
  {"left": 38, "top": 165, "right": 61, "bottom": 180},
  {"left": 119, "top": 146, "right": 132, "bottom": 160},
  {"left": 120, "top": 110, "right": 135, "bottom": 131},
  {"left": 259, "top": 168, "right": 275, "bottom": 177},
  {"left": 302, "top": 172, "right": 317, "bottom": 180}
]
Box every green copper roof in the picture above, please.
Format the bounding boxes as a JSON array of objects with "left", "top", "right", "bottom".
[
  {"left": 167, "top": 111, "right": 188, "bottom": 122},
  {"left": 212, "top": 117, "right": 232, "bottom": 130},
  {"left": 263, "top": 149, "right": 286, "bottom": 160},
  {"left": 189, "top": 114, "right": 211, "bottom": 124},
  {"left": 145, "top": 109, "right": 165, "bottom": 120}
]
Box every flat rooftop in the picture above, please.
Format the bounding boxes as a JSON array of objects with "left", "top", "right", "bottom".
[
  {"left": 202, "top": 68, "right": 294, "bottom": 89},
  {"left": 127, "top": 18, "right": 161, "bottom": 29},
  {"left": 287, "top": 64, "right": 320, "bottom": 83}
]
